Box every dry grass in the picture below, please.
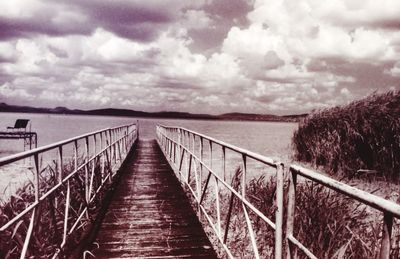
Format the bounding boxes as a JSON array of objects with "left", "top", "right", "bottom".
[
  {"left": 292, "top": 91, "right": 400, "bottom": 180},
  {"left": 0, "top": 157, "right": 112, "bottom": 258},
  {"left": 189, "top": 167, "right": 400, "bottom": 258}
]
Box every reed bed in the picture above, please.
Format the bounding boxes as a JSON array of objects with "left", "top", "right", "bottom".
[
  {"left": 190, "top": 167, "right": 400, "bottom": 258},
  {"left": 292, "top": 91, "right": 400, "bottom": 180},
  {"left": 0, "top": 158, "right": 112, "bottom": 258}
]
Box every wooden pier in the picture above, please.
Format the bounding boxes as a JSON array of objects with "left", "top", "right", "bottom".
[
  {"left": 91, "top": 139, "right": 217, "bottom": 258},
  {"left": 3, "top": 123, "right": 399, "bottom": 258}
]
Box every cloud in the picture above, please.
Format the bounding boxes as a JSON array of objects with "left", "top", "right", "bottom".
[
  {"left": 386, "top": 62, "right": 400, "bottom": 77},
  {"left": 0, "top": 0, "right": 203, "bottom": 42},
  {"left": 0, "top": 0, "right": 399, "bottom": 115}
]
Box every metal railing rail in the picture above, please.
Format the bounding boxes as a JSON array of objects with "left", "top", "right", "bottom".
[
  {"left": 156, "top": 125, "right": 284, "bottom": 259},
  {"left": 286, "top": 165, "right": 400, "bottom": 259},
  {"left": 157, "top": 125, "right": 400, "bottom": 259},
  {"left": 0, "top": 123, "right": 138, "bottom": 258}
]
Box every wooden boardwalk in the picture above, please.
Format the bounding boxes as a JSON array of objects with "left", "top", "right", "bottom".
[{"left": 92, "top": 139, "right": 217, "bottom": 258}]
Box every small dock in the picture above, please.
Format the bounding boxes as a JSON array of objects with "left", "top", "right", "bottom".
[
  {"left": 92, "top": 139, "right": 217, "bottom": 258},
  {"left": 0, "top": 119, "right": 37, "bottom": 149},
  {"left": 0, "top": 131, "right": 37, "bottom": 149}
]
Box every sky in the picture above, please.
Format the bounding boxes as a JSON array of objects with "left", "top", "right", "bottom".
[{"left": 0, "top": 0, "right": 399, "bottom": 115}]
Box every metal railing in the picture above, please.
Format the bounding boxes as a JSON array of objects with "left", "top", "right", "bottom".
[
  {"left": 156, "top": 125, "right": 284, "bottom": 259},
  {"left": 157, "top": 125, "right": 400, "bottom": 259},
  {"left": 286, "top": 165, "right": 400, "bottom": 259},
  {"left": 0, "top": 123, "right": 137, "bottom": 258}
]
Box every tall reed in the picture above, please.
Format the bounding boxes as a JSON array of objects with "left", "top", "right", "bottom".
[
  {"left": 292, "top": 91, "right": 400, "bottom": 180},
  {"left": 0, "top": 157, "right": 112, "bottom": 258},
  {"left": 192, "top": 167, "right": 399, "bottom": 258}
]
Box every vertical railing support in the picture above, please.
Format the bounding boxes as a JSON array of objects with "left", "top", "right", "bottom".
[
  {"left": 286, "top": 168, "right": 297, "bottom": 259},
  {"left": 33, "top": 154, "right": 40, "bottom": 201},
  {"left": 58, "top": 146, "right": 63, "bottom": 183},
  {"left": 380, "top": 213, "right": 393, "bottom": 259},
  {"left": 275, "top": 163, "right": 284, "bottom": 259},
  {"left": 0, "top": 123, "right": 137, "bottom": 258}
]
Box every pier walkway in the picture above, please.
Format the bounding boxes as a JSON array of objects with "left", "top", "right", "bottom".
[
  {"left": 92, "top": 139, "right": 217, "bottom": 258},
  {"left": 2, "top": 123, "right": 400, "bottom": 258}
]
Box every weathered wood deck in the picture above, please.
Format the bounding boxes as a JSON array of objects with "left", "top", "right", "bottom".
[{"left": 92, "top": 139, "right": 217, "bottom": 258}]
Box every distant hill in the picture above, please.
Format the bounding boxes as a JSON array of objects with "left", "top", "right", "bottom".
[
  {"left": 0, "top": 102, "right": 307, "bottom": 122},
  {"left": 220, "top": 112, "right": 280, "bottom": 121},
  {"left": 220, "top": 112, "right": 307, "bottom": 122}
]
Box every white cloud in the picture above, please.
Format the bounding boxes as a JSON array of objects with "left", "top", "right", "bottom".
[
  {"left": 0, "top": 42, "right": 17, "bottom": 62},
  {"left": 0, "top": 0, "right": 399, "bottom": 115},
  {"left": 248, "top": 0, "right": 399, "bottom": 62},
  {"left": 386, "top": 62, "right": 400, "bottom": 77},
  {"left": 181, "top": 10, "right": 213, "bottom": 30},
  {"left": 0, "top": 0, "right": 46, "bottom": 19}
]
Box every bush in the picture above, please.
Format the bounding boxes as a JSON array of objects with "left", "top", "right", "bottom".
[{"left": 292, "top": 91, "right": 400, "bottom": 180}]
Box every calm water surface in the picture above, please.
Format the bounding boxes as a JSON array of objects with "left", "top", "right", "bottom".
[
  {"left": 1, "top": 112, "right": 298, "bottom": 159},
  {"left": 0, "top": 112, "right": 298, "bottom": 200}
]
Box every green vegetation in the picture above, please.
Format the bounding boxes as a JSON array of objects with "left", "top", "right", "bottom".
[{"left": 293, "top": 91, "right": 400, "bottom": 180}]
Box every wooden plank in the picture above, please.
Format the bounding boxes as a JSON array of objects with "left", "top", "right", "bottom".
[{"left": 92, "top": 139, "right": 217, "bottom": 258}]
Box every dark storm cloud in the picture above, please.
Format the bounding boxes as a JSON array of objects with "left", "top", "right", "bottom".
[
  {"left": 203, "top": 0, "right": 253, "bottom": 21},
  {"left": 0, "top": 16, "right": 92, "bottom": 41},
  {"left": 0, "top": 0, "right": 182, "bottom": 42},
  {"left": 0, "top": 55, "right": 16, "bottom": 64},
  {"left": 71, "top": 0, "right": 173, "bottom": 42},
  {"left": 373, "top": 20, "right": 400, "bottom": 30}
]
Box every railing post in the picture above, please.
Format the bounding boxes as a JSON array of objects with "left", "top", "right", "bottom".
[
  {"left": 58, "top": 146, "right": 63, "bottom": 183},
  {"left": 200, "top": 137, "right": 203, "bottom": 197},
  {"left": 85, "top": 136, "right": 90, "bottom": 203},
  {"left": 33, "top": 154, "right": 40, "bottom": 201},
  {"left": 275, "top": 163, "right": 284, "bottom": 259},
  {"left": 192, "top": 133, "right": 195, "bottom": 157},
  {"left": 286, "top": 167, "right": 297, "bottom": 259},
  {"left": 222, "top": 146, "right": 226, "bottom": 181},
  {"left": 94, "top": 134, "right": 97, "bottom": 157},
  {"left": 215, "top": 176, "right": 221, "bottom": 238},
  {"left": 209, "top": 140, "right": 213, "bottom": 172},
  {"left": 0, "top": 123, "right": 136, "bottom": 258},
  {"left": 242, "top": 154, "right": 246, "bottom": 197},
  {"left": 136, "top": 120, "right": 139, "bottom": 140},
  {"left": 74, "top": 140, "right": 78, "bottom": 171},
  {"left": 380, "top": 212, "right": 393, "bottom": 259}
]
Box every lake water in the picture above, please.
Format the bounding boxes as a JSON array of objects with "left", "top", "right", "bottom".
[{"left": 0, "top": 112, "right": 298, "bottom": 200}]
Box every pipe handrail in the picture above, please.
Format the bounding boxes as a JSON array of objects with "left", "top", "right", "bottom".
[
  {"left": 156, "top": 124, "right": 284, "bottom": 259},
  {"left": 0, "top": 122, "right": 135, "bottom": 166},
  {"left": 286, "top": 164, "right": 400, "bottom": 258},
  {"left": 157, "top": 124, "right": 400, "bottom": 259},
  {"left": 291, "top": 165, "right": 400, "bottom": 217},
  {"left": 158, "top": 124, "right": 276, "bottom": 167},
  {"left": 0, "top": 122, "right": 138, "bottom": 258}
]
